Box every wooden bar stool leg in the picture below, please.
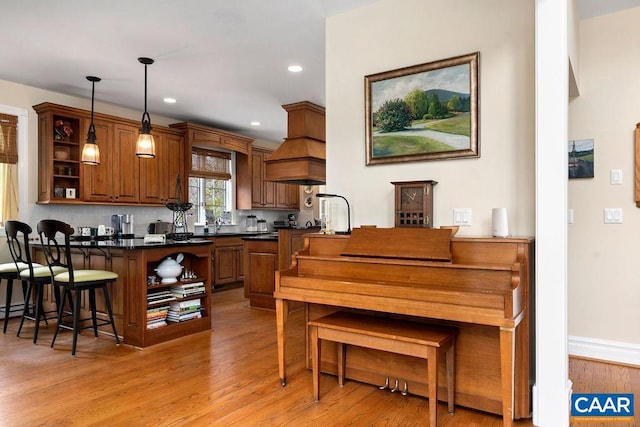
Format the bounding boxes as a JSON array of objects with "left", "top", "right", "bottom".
[
  {"left": 427, "top": 346, "right": 438, "bottom": 427},
  {"left": 311, "top": 325, "right": 320, "bottom": 401},
  {"left": 337, "top": 343, "right": 346, "bottom": 386},
  {"left": 101, "top": 285, "right": 119, "bottom": 343},
  {"left": 89, "top": 288, "right": 98, "bottom": 337},
  {"left": 32, "top": 284, "right": 42, "bottom": 344},
  {"left": 447, "top": 340, "right": 455, "bottom": 413},
  {"left": 71, "top": 290, "right": 82, "bottom": 356},
  {"left": 16, "top": 281, "right": 31, "bottom": 337}
]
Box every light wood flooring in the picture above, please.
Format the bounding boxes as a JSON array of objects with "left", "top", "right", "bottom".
[{"left": 0, "top": 287, "right": 636, "bottom": 426}]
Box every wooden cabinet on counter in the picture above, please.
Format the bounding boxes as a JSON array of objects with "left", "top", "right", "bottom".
[
  {"left": 250, "top": 147, "right": 300, "bottom": 210},
  {"left": 34, "top": 102, "right": 184, "bottom": 206}
]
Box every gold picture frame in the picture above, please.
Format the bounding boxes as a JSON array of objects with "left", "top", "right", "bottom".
[{"left": 365, "top": 52, "right": 479, "bottom": 165}]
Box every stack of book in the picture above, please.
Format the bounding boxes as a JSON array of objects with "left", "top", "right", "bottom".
[
  {"left": 147, "top": 289, "right": 177, "bottom": 305},
  {"left": 146, "top": 306, "right": 169, "bottom": 329},
  {"left": 167, "top": 298, "right": 202, "bottom": 323},
  {"left": 170, "top": 281, "right": 206, "bottom": 298}
]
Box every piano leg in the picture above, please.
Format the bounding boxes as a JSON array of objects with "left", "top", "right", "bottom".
[
  {"left": 276, "top": 298, "right": 289, "bottom": 386},
  {"left": 499, "top": 326, "right": 515, "bottom": 427}
]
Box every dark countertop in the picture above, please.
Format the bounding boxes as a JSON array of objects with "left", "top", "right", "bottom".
[
  {"left": 242, "top": 233, "right": 279, "bottom": 242},
  {"left": 68, "top": 237, "right": 213, "bottom": 249}
]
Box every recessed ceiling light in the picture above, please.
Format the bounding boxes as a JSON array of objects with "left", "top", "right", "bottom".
[
  {"left": 288, "top": 65, "right": 303, "bottom": 73},
  {"left": 163, "top": 97, "right": 177, "bottom": 104},
  {"left": 250, "top": 121, "right": 261, "bottom": 126}
]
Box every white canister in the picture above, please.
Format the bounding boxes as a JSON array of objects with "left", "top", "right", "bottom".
[{"left": 491, "top": 208, "right": 509, "bottom": 238}]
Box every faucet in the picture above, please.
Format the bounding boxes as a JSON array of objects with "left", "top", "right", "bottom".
[{"left": 214, "top": 217, "right": 222, "bottom": 232}]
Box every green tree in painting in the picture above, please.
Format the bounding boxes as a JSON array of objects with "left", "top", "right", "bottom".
[
  {"left": 404, "top": 89, "right": 429, "bottom": 120},
  {"left": 427, "top": 93, "right": 447, "bottom": 119},
  {"left": 376, "top": 99, "right": 413, "bottom": 132},
  {"left": 447, "top": 95, "right": 462, "bottom": 112}
]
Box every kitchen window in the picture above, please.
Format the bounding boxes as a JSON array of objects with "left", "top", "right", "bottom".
[
  {"left": 0, "top": 112, "right": 19, "bottom": 223},
  {"left": 188, "top": 149, "right": 231, "bottom": 224}
]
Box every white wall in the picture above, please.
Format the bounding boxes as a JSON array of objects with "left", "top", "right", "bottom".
[
  {"left": 568, "top": 8, "right": 640, "bottom": 357},
  {"left": 325, "top": 0, "right": 535, "bottom": 237}
]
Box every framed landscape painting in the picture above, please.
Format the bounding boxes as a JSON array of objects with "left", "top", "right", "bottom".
[
  {"left": 365, "top": 52, "right": 479, "bottom": 165},
  {"left": 568, "top": 138, "right": 594, "bottom": 179}
]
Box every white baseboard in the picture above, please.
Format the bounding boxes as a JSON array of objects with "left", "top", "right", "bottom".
[{"left": 568, "top": 335, "right": 640, "bottom": 366}]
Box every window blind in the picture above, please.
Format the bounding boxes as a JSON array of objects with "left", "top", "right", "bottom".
[
  {"left": 0, "top": 113, "right": 18, "bottom": 164},
  {"left": 190, "top": 148, "right": 231, "bottom": 180}
]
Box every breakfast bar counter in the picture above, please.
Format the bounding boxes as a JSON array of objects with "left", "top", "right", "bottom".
[{"left": 34, "top": 239, "right": 213, "bottom": 348}]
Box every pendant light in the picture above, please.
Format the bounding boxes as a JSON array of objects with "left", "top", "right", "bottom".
[
  {"left": 81, "top": 76, "right": 101, "bottom": 165},
  {"left": 136, "top": 57, "right": 156, "bottom": 158}
]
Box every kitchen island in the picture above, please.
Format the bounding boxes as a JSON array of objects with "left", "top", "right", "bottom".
[{"left": 35, "top": 238, "right": 213, "bottom": 348}]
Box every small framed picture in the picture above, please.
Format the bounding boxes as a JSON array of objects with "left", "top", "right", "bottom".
[{"left": 65, "top": 188, "right": 76, "bottom": 199}]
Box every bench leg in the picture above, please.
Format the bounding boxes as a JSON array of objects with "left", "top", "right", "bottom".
[
  {"left": 337, "top": 343, "right": 346, "bottom": 386},
  {"left": 311, "top": 324, "right": 320, "bottom": 401},
  {"left": 446, "top": 340, "right": 455, "bottom": 413},
  {"left": 427, "top": 346, "right": 438, "bottom": 427}
]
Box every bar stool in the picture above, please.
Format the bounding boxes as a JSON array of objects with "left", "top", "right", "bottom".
[
  {"left": 0, "top": 260, "right": 28, "bottom": 333},
  {"left": 2, "top": 220, "right": 44, "bottom": 333},
  {"left": 5, "top": 220, "right": 67, "bottom": 343},
  {"left": 37, "top": 219, "right": 120, "bottom": 355}
]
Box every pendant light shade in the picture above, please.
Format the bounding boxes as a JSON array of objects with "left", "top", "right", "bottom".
[
  {"left": 81, "top": 76, "right": 101, "bottom": 165},
  {"left": 136, "top": 57, "right": 156, "bottom": 158}
]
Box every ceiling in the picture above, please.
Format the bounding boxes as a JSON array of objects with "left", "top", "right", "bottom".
[
  {"left": 1, "top": 1, "right": 637, "bottom": 143},
  {"left": 0, "top": 0, "right": 378, "bottom": 142}
]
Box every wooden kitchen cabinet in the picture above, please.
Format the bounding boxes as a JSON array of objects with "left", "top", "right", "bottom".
[
  {"left": 83, "top": 122, "right": 140, "bottom": 203},
  {"left": 243, "top": 228, "right": 319, "bottom": 310},
  {"left": 213, "top": 236, "right": 244, "bottom": 287},
  {"left": 34, "top": 102, "right": 184, "bottom": 206},
  {"left": 276, "top": 182, "right": 300, "bottom": 209},
  {"left": 139, "top": 129, "right": 185, "bottom": 204},
  {"left": 243, "top": 239, "right": 278, "bottom": 309},
  {"left": 251, "top": 147, "right": 300, "bottom": 210},
  {"left": 251, "top": 148, "right": 277, "bottom": 209},
  {"left": 35, "top": 103, "right": 84, "bottom": 203}
]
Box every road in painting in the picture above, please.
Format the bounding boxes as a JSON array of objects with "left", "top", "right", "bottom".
[{"left": 371, "top": 63, "right": 471, "bottom": 159}]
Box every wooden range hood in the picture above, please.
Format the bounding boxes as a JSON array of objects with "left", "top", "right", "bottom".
[{"left": 264, "top": 101, "right": 326, "bottom": 185}]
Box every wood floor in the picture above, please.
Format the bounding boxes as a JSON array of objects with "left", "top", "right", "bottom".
[{"left": 0, "top": 287, "right": 636, "bottom": 426}]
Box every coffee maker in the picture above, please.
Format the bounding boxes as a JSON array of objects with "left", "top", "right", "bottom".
[
  {"left": 111, "top": 214, "right": 134, "bottom": 238},
  {"left": 287, "top": 213, "right": 297, "bottom": 228}
]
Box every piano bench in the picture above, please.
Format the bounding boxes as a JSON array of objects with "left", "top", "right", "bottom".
[{"left": 309, "top": 311, "right": 457, "bottom": 427}]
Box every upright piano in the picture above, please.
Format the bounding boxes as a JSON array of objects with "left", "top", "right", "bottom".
[{"left": 274, "top": 228, "right": 534, "bottom": 427}]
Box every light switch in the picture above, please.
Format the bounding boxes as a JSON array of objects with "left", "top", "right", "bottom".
[
  {"left": 610, "top": 169, "right": 623, "bottom": 185},
  {"left": 453, "top": 208, "right": 472, "bottom": 226},
  {"left": 567, "top": 209, "right": 574, "bottom": 224},
  {"left": 603, "top": 208, "right": 623, "bottom": 224}
]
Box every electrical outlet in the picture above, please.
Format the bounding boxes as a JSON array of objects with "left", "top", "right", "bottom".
[{"left": 453, "top": 208, "right": 472, "bottom": 226}]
